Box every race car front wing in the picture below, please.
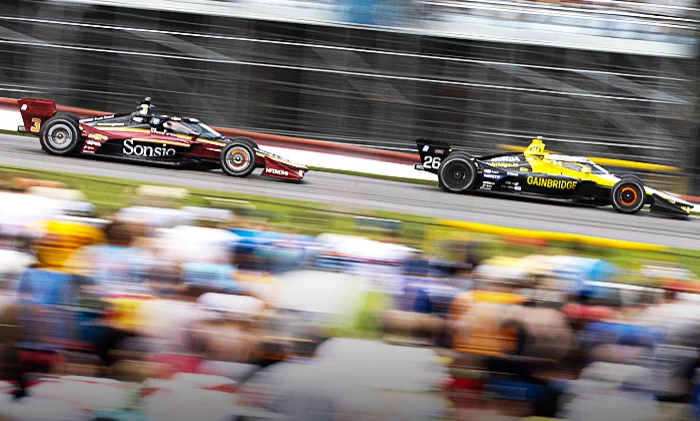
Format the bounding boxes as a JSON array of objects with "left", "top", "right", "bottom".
[{"left": 650, "top": 194, "right": 693, "bottom": 216}]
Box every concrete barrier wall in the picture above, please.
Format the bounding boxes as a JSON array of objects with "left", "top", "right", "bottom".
[{"left": 1, "top": 0, "right": 698, "bottom": 186}]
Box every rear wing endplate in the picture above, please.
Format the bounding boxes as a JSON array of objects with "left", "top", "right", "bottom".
[
  {"left": 415, "top": 138, "right": 452, "bottom": 174},
  {"left": 17, "top": 98, "right": 57, "bottom": 135}
]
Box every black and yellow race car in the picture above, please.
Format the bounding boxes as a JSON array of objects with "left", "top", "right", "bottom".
[{"left": 415, "top": 137, "right": 693, "bottom": 217}]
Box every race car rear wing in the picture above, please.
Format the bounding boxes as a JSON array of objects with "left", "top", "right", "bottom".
[
  {"left": 415, "top": 138, "right": 452, "bottom": 174},
  {"left": 17, "top": 98, "right": 58, "bottom": 135}
]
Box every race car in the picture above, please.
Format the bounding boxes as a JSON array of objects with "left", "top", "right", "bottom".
[
  {"left": 17, "top": 97, "right": 308, "bottom": 181},
  {"left": 415, "top": 136, "right": 694, "bottom": 217}
]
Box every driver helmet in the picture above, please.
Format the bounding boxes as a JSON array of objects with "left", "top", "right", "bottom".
[
  {"left": 135, "top": 97, "right": 154, "bottom": 115},
  {"left": 524, "top": 136, "right": 546, "bottom": 157}
]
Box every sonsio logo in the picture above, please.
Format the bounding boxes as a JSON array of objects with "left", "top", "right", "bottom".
[
  {"left": 265, "top": 168, "right": 289, "bottom": 176},
  {"left": 527, "top": 176, "right": 577, "bottom": 190},
  {"left": 123, "top": 139, "right": 176, "bottom": 157}
]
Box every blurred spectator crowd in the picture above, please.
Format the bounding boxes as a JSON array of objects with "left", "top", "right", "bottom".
[
  {"left": 0, "top": 176, "right": 698, "bottom": 420},
  {"left": 207, "top": 0, "right": 697, "bottom": 42}
]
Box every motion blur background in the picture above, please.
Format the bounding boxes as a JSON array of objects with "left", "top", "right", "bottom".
[
  {"left": 1, "top": 0, "right": 700, "bottom": 421},
  {"left": 1, "top": 0, "right": 699, "bottom": 189}
]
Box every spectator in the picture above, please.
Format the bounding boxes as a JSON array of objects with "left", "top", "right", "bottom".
[
  {"left": 557, "top": 363, "right": 662, "bottom": 421},
  {"left": 637, "top": 293, "right": 700, "bottom": 404},
  {"left": 66, "top": 221, "right": 154, "bottom": 296},
  {"left": 153, "top": 223, "right": 238, "bottom": 266},
  {"left": 17, "top": 220, "right": 104, "bottom": 344}
]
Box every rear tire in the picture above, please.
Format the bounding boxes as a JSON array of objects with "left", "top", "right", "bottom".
[
  {"left": 39, "top": 115, "right": 83, "bottom": 156},
  {"left": 220, "top": 141, "right": 256, "bottom": 177},
  {"left": 438, "top": 152, "right": 472, "bottom": 191},
  {"left": 611, "top": 178, "right": 646, "bottom": 214},
  {"left": 438, "top": 153, "right": 478, "bottom": 193}
]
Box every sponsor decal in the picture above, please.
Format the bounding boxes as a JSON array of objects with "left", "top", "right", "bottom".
[
  {"left": 507, "top": 172, "right": 518, "bottom": 177},
  {"left": 422, "top": 145, "right": 429, "bottom": 152},
  {"left": 87, "top": 134, "right": 107, "bottom": 141},
  {"left": 89, "top": 114, "right": 115, "bottom": 121},
  {"left": 435, "top": 149, "right": 445, "bottom": 154},
  {"left": 489, "top": 162, "right": 520, "bottom": 168},
  {"left": 488, "top": 155, "right": 520, "bottom": 163},
  {"left": 150, "top": 128, "right": 187, "bottom": 138},
  {"left": 123, "top": 138, "right": 176, "bottom": 157},
  {"left": 520, "top": 167, "right": 530, "bottom": 172},
  {"left": 132, "top": 117, "right": 144, "bottom": 123},
  {"left": 85, "top": 140, "right": 102, "bottom": 147},
  {"left": 527, "top": 176, "right": 577, "bottom": 190},
  {"left": 20, "top": 104, "right": 27, "bottom": 111},
  {"left": 483, "top": 174, "right": 503, "bottom": 180},
  {"left": 265, "top": 168, "right": 289, "bottom": 176}
]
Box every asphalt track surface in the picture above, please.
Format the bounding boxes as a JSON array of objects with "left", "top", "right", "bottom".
[{"left": 1, "top": 133, "right": 699, "bottom": 250}]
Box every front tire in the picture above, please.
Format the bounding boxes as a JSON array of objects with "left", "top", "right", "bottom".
[
  {"left": 39, "top": 115, "right": 82, "bottom": 156},
  {"left": 220, "top": 141, "right": 256, "bottom": 177},
  {"left": 611, "top": 178, "right": 646, "bottom": 214},
  {"left": 231, "top": 136, "right": 259, "bottom": 150},
  {"left": 438, "top": 153, "right": 478, "bottom": 193}
]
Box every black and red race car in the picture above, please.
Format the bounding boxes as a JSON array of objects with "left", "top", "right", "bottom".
[{"left": 17, "top": 97, "right": 309, "bottom": 181}]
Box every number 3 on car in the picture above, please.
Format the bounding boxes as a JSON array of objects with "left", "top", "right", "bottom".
[{"left": 30, "top": 118, "right": 41, "bottom": 133}]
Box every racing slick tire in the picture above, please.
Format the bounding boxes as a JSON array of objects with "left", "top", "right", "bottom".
[
  {"left": 231, "top": 136, "right": 259, "bottom": 150},
  {"left": 438, "top": 153, "right": 478, "bottom": 193},
  {"left": 611, "top": 178, "right": 646, "bottom": 214},
  {"left": 220, "top": 141, "right": 257, "bottom": 177},
  {"left": 39, "top": 114, "right": 83, "bottom": 156},
  {"left": 619, "top": 173, "right": 644, "bottom": 184}
]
